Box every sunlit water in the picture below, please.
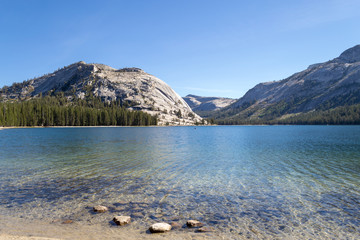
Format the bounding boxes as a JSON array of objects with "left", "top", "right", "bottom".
[{"left": 0, "top": 126, "right": 360, "bottom": 239}]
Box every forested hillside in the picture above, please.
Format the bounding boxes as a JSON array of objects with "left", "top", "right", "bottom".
[
  {"left": 0, "top": 61, "right": 202, "bottom": 125},
  {"left": 0, "top": 94, "right": 157, "bottom": 127}
]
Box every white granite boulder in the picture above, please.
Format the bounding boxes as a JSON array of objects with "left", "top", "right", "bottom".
[{"left": 149, "top": 222, "right": 172, "bottom": 233}]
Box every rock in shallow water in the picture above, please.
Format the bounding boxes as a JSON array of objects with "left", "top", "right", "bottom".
[
  {"left": 170, "top": 222, "right": 182, "bottom": 229},
  {"left": 186, "top": 220, "right": 203, "bottom": 227},
  {"left": 131, "top": 212, "right": 144, "bottom": 218},
  {"left": 113, "top": 216, "right": 131, "bottom": 226},
  {"left": 197, "top": 226, "right": 214, "bottom": 232},
  {"left": 62, "top": 220, "right": 73, "bottom": 224},
  {"left": 149, "top": 223, "right": 172, "bottom": 233},
  {"left": 93, "top": 205, "right": 109, "bottom": 213}
]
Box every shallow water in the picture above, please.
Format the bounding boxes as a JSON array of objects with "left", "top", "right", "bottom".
[{"left": 0, "top": 126, "right": 360, "bottom": 239}]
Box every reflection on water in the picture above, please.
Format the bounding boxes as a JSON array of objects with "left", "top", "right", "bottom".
[{"left": 0, "top": 126, "right": 360, "bottom": 239}]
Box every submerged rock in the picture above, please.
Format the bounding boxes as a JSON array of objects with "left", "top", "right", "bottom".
[
  {"left": 197, "top": 226, "right": 214, "bottom": 232},
  {"left": 93, "top": 205, "right": 109, "bottom": 213},
  {"left": 131, "top": 212, "right": 144, "bottom": 218},
  {"left": 113, "top": 201, "right": 127, "bottom": 206},
  {"left": 62, "top": 220, "right": 73, "bottom": 224},
  {"left": 114, "top": 206, "right": 126, "bottom": 211},
  {"left": 186, "top": 220, "right": 203, "bottom": 227},
  {"left": 132, "top": 206, "right": 143, "bottom": 212},
  {"left": 149, "top": 222, "right": 172, "bottom": 233},
  {"left": 170, "top": 222, "right": 182, "bottom": 229},
  {"left": 113, "top": 216, "right": 131, "bottom": 226}
]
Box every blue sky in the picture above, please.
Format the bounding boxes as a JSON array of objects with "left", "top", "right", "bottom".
[{"left": 1, "top": 0, "right": 360, "bottom": 98}]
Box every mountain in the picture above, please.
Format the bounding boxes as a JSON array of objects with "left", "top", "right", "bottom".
[
  {"left": 0, "top": 61, "right": 202, "bottom": 125},
  {"left": 212, "top": 45, "right": 360, "bottom": 124},
  {"left": 183, "top": 94, "right": 236, "bottom": 117}
]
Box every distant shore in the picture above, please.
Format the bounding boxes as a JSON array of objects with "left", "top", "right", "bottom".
[
  {"left": 0, "top": 126, "right": 154, "bottom": 130},
  {"left": 0, "top": 125, "right": 206, "bottom": 130},
  {"left": 0, "top": 125, "right": 353, "bottom": 131},
  {"left": 0, "top": 127, "right": 17, "bottom": 130}
]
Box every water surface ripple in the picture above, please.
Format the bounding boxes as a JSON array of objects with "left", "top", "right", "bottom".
[{"left": 0, "top": 126, "right": 360, "bottom": 239}]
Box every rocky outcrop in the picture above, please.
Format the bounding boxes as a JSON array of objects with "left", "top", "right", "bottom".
[
  {"left": 337, "top": 44, "right": 360, "bottom": 63},
  {"left": 183, "top": 94, "right": 236, "bottom": 112},
  {"left": 0, "top": 62, "right": 202, "bottom": 125}
]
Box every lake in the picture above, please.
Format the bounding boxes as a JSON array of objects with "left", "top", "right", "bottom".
[{"left": 0, "top": 126, "right": 360, "bottom": 239}]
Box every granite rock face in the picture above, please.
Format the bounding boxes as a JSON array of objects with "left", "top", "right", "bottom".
[
  {"left": 0, "top": 62, "right": 202, "bottom": 125},
  {"left": 216, "top": 44, "right": 360, "bottom": 120},
  {"left": 183, "top": 94, "right": 236, "bottom": 112}
]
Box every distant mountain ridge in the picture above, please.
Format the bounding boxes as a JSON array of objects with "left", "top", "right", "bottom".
[
  {"left": 0, "top": 61, "right": 202, "bottom": 125},
  {"left": 211, "top": 45, "right": 360, "bottom": 124},
  {"left": 2, "top": 45, "right": 360, "bottom": 125},
  {"left": 183, "top": 94, "right": 236, "bottom": 115}
]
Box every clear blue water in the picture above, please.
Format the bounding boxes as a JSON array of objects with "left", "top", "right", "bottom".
[{"left": 0, "top": 126, "right": 360, "bottom": 239}]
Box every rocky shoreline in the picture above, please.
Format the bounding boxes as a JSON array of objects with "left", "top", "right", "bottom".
[
  {"left": 0, "top": 202, "right": 220, "bottom": 240},
  {"left": 0, "top": 214, "right": 220, "bottom": 240},
  {"left": 93, "top": 204, "right": 213, "bottom": 235}
]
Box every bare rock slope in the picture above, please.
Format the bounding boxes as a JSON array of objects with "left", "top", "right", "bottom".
[
  {"left": 214, "top": 44, "right": 360, "bottom": 121},
  {"left": 0, "top": 62, "right": 202, "bottom": 125},
  {"left": 183, "top": 94, "right": 236, "bottom": 112}
]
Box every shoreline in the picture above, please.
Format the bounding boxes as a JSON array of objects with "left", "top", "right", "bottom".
[
  {"left": 0, "top": 125, "right": 211, "bottom": 130},
  {"left": 1, "top": 125, "right": 357, "bottom": 131},
  {"left": 0, "top": 235, "right": 60, "bottom": 240},
  {"left": 0, "top": 215, "right": 217, "bottom": 240}
]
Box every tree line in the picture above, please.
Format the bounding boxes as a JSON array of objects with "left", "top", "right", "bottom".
[{"left": 0, "top": 95, "right": 158, "bottom": 127}]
